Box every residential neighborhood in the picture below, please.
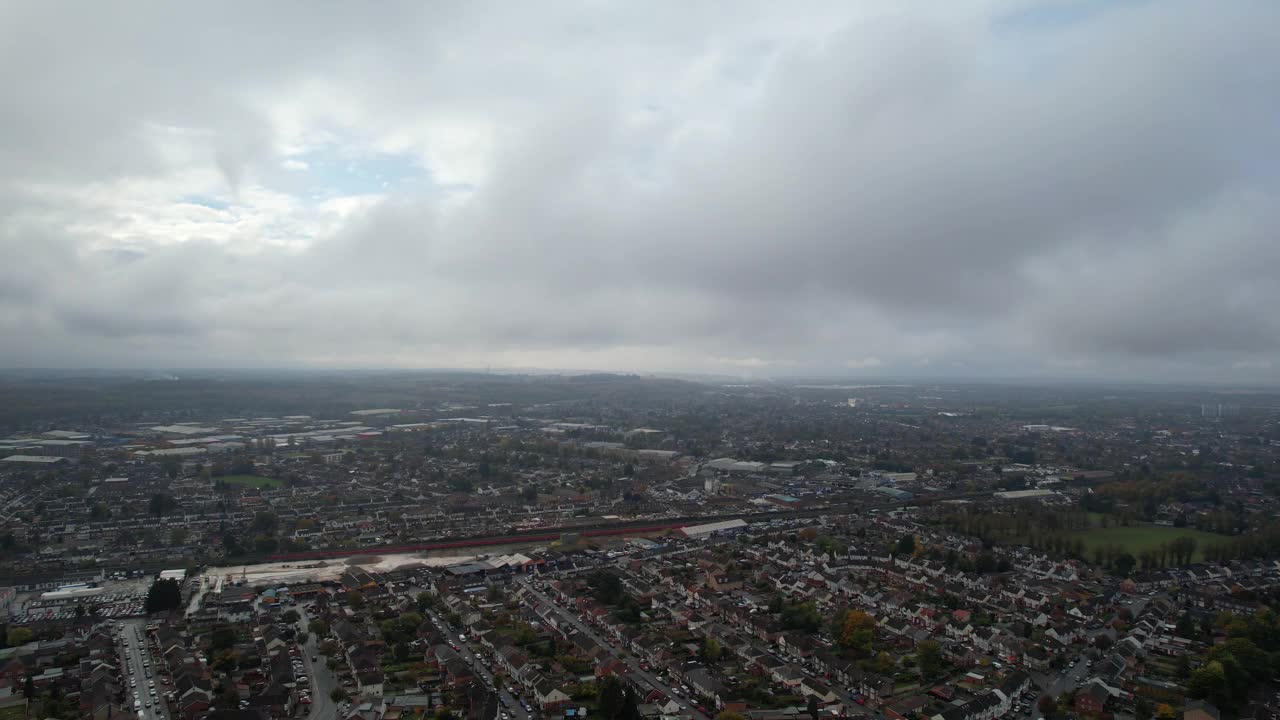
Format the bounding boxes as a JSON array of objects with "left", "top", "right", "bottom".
[{"left": 1, "top": 378, "right": 1280, "bottom": 720}]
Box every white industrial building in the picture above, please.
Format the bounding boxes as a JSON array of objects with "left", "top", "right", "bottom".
[
  {"left": 680, "top": 518, "right": 748, "bottom": 539},
  {"left": 1, "top": 455, "right": 70, "bottom": 465},
  {"left": 150, "top": 425, "right": 218, "bottom": 436},
  {"left": 134, "top": 447, "right": 207, "bottom": 457},
  {"left": 40, "top": 586, "right": 106, "bottom": 601},
  {"left": 42, "top": 430, "right": 92, "bottom": 440},
  {"left": 993, "top": 489, "right": 1059, "bottom": 501},
  {"left": 703, "top": 458, "right": 767, "bottom": 475}
]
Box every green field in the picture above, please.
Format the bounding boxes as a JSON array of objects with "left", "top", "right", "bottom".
[
  {"left": 220, "top": 474, "right": 282, "bottom": 489},
  {"left": 1069, "top": 522, "right": 1223, "bottom": 562}
]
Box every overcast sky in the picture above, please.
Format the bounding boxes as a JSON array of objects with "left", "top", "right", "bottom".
[{"left": 2, "top": 1, "right": 1279, "bottom": 381}]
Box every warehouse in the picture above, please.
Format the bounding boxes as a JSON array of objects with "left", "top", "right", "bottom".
[
  {"left": 23, "top": 439, "right": 91, "bottom": 457},
  {"left": 40, "top": 586, "right": 106, "bottom": 601},
  {"left": 875, "top": 486, "right": 914, "bottom": 501},
  {"left": 679, "top": 518, "right": 748, "bottom": 539},
  {"left": 993, "top": 489, "right": 1059, "bottom": 501},
  {"left": 1, "top": 455, "right": 70, "bottom": 465},
  {"left": 134, "top": 447, "right": 207, "bottom": 457},
  {"left": 149, "top": 424, "right": 218, "bottom": 436},
  {"left": 42, "top": 430, "right": 92, "bottom": 440}
]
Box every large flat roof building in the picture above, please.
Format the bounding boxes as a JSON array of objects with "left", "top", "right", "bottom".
[
  {"left": 135, "top": 447, "right": 207, "bottom": 457},
  {"left": 42, "top": 430, "right": 92, "bottom": 440},
  {"left": 993, "top": 489, "right": 1058, "bottom": 501},
  {"left": 1, "top": 455, "right": 70, "bottom": 465},
  {"left": 149, "top": 425, "right": 218, "bottom": 436},
  {"left": 704, "top": 458, "right": 766, "bottom": 474},
  {"left": 680, "top": 518, "right": 748, "bottom": 538},
  {"left": 875, "top": 486, "right": 914, "bottom": 500}
]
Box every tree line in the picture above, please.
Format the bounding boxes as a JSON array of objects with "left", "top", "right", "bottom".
[{"left": 1202, "top": 520, "right": 1280, "bottom": 564}]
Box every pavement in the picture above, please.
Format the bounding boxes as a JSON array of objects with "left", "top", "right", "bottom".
[
  {"left": 185, "top": 576, "right": 210, "bottom": 617},
  {"left": 118, "top": 619, "right": 164, "bottom": 720},
  {"left": 420, "top": 605, "right": 531, "bottom": 720},
  {"left": 515, "top": 577, "right": 712, "bottom": 720},
  {"left": 1032, "top": 656, "right": 1091, "bottom": 717},
  {"left": 1025, "top": 591, "right": 1172, "bottom": 717},
  {"left": 297, "top": 605, "right": 341, "bottom": 720}
]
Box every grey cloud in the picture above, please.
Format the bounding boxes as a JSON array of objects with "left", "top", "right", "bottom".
[
  {"left": 1, "top": 0, "right": 1279, "bottom": 379},
  {"left": 1023, "top": 191, "right": 1280, "bottom": 357}
]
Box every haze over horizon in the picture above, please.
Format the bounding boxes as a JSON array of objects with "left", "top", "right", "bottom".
[{"left": 3, "top": 1, "right": 1279, "bottom": 382}]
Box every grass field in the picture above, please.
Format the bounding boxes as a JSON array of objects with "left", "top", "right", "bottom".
[
  {"left": 220, "top": 474, "right": 283, "bottom": 489},
  {"left": 1069, "top": 522, "right": 1223, "bottom": 562}
]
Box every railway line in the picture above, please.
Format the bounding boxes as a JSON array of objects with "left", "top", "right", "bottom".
[
  {"left": 261, "top": 490, "right": 987, "bottom": 562},
  {"left": 0, "top": 490, "right": 988, "bottom": 585}
]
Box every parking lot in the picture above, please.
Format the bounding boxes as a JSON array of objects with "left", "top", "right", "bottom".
[
  {"left": 9, "top": 576, "right": 154, "bottom": 624},
  {"left": 13, "top": 588, "right": 147, "bottom": 623}
]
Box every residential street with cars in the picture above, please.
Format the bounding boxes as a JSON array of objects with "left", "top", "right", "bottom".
[
  {"left": 516, "top": 577, "right": 714, "bottom": 720},
  {"left": 296, "top": 604, "right": 341, "bottom": 720},
  {"left": 419, "top": 603, "right": 531, "bottom": 720},
  {"left": 118, "top": 619, "right": 164, "bottom": 720}
]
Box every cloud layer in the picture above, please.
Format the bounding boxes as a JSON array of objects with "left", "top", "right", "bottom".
[{"left": 3, "top": 1, "right": 1279, "bottom": 380}]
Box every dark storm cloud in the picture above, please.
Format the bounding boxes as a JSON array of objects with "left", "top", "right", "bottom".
[{"left": 1, "top": 0, "right": 1279, "bottom": 378}]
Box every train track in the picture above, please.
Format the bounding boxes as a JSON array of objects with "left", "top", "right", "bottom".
[
  {"left": 261, "top": 491, "right": 986, "bottom": 562},
  {"left": 0, "top": 490, "right": 987, "bottom": 584},
  {"left": 261, "top": 522, "right": 689, "bottom": 561}
]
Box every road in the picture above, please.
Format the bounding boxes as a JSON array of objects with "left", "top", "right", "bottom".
[
  {"left": 0, "top": 487, "right": 48, "bottom": 523},
  {"left": 1025, "top": 592, "right": 1172, "bottom": 718},
  {"left": 297, "top": 605, "right": 340, "bottom": 720},
  {"left": 420, "top": 604, "right": 530, "bottom": 720},
  {"left": 118, "top": 619, "right": 164, "bottom": 720},
  {"left": 1033, "top": 655, "right": 1090, "bottom": 717},
  {"left": 515, "top": 578, "right": 711, "bottom": 720},
  {"left": 302, "top": 591, "right": 530, "bottom": 720},
  {"left": 185, "top": 576, "right": 210, "bottom": 616}
]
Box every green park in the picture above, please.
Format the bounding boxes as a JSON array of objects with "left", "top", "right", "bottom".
[
  {"left": 1068, "top": 521, "right": 1222, "bottom": 564},
  {"left": 219, "top": 474, "right": 283, "bottom": 489}
]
